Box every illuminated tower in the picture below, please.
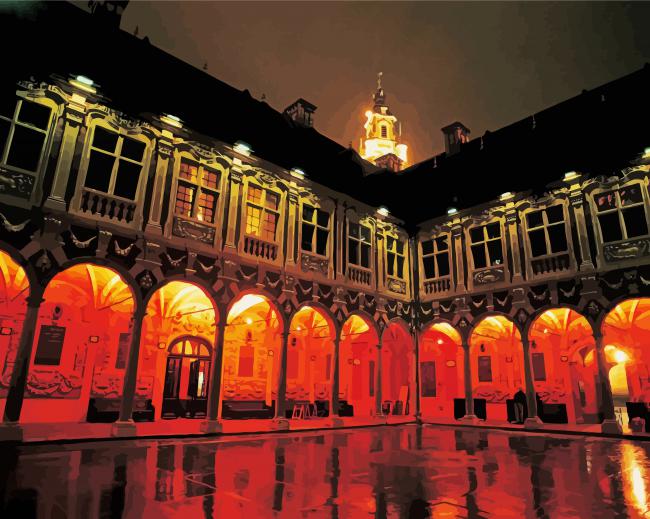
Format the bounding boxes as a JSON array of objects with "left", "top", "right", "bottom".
[{"left": 359, "top": 72, "right": 408, "bottom": 172}]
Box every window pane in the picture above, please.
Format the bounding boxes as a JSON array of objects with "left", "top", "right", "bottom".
[
  {"left": 527, "top": 210, "right": 544, "bottom": 229},
  {"left": 487, "top": 240, "right": 503, "bottom": 265},
  {"left": 92, "top": 127, "right": 119, "bottom": 153},
  {"left": 245, "top": 205, "right": 261, "bottom": 235},
  {"left": 265, "top": 191, "right": 279, "bottom": 210},
  {"left": 598, "top": 212, "right": 623, "bottom": 243},
  {"left": 396, "top": 255, "right": 405, "bottom": 278},
  {"left": 247, "top": 185, "right": 262, "bottom": 204},
  {"left": 349, "top": 222, "right": 359, "bottom": 239},
  {"left": 0, "top": 95, "right": 16, "bottom": 119},
  {"left": 360, "top": 225, "right": 371, "bottom": 242},
  {"left": 17, "top": 101, "right": 50, "bottom": 130},
  {"left": 422, "top": 239, "right": 434, "bottom": 256},
  {"left": 546, "top": 205, "right": 564, "bottom": 224},
  {"left": 620, "top": 185, "right": 644, "bottom": 206},
  {"left": 386, "top": 252, "right": 395, "bottom": 276},
  {"left": 201, "top": 169, "right": 220, "bottom": 190},
  {"left": 84, "top": 150, "right": 114, "bottom": 192},
  {"left": 348, "top": 240, "right": 359, "bottom": 265},
  {"left": 471, "top": 244, "right": 487, "bottom": 269},
  {"left": 179, "top": 161, "right": 198, "bottom": 183},
  {"left": 360, "top": 244, "right": 370, "bottom": 268},
  {"left": 301, "top": 223, "right": 314, "bottom": 251},
  {"left": 486, "top": 222, "right": 501, "bottom": 239},
  {"left": 470, "top": 227, "right": 484, "bottom": 243},
  {"left": 386, "top": 236, "right": 395, "bottom": 251},
  {"left": 623, "top": 206, "right": 649, "bottom": 238},
  {"left": 262, "top": 211, "right": 277, "bottom": 241},
  {"left": 197, "top": 191, "right": 217, "bottom": 223},
  {"left": 435, "top": 236, "right": 449, "bottom": 251},
  {"left": 316, "top": 228, "right": 328, "bottom": 256},
  {"left": 395, "top": 240, "right": 404, "bottom": 254},
  {"left": 6, "top": 125, "right": 45, "bottom": 171},
  {"left": 302, "top": 204, "right": 315, "bottom": 222},
  {"left": 175, "top": 184, "right": 195, "bottom": 218},
  {"left": 529, "top": 228, "right": 548, "bottom": 257},
  {"left": 595, "top": 191, "right": 617, "bottom": 211},
  {"left": 423, "top": 256, "right": 436, "bottom": 279},
  {"left": 548, "top": 224, "right": 568, "bottom": 253},
  {"left": 317, "top": 208, "right": 329, "bottom": 228},
  {"left": 436, "top": 252, "right": 450, "bottom": 277},
  {"left": 120, "top": 137, "right": 145, "bottom": 162},
  {"left": 114, "top": 160, "right": 141, "bottom": 199}
]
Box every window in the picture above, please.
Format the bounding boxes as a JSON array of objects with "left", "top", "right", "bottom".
[
  {"left": 301, "top": 204, "right": 330, "bottom": 256},
  {"left": 526, "top": 205, "right": 568, "bottom": 257},
  {"left": 594, "top": 185, "right": 649, "bottom": 243},
  {"left": 84, "top": 126, "right": 146, "bottom": 200},
  {"left": 348, "top": 222, "right": 372, "bottom": 268},
  {"left": 421, "top": 235, "right": 450, "bottom": 280},
  {"left": 469, "top": 222, "right": 503, "bottom": 269},
  {"left": 0, "top": 97, "right": 52, "bottom": 173},
  {"left": 174, "top": 159, "right": 221, "bottom": 224},
  {"left": 386, "top": 236, "right": 406, "bottom": 279},
  {"left": 245, "top": 185, "right": 280, "bottom": 241},
  {"left": 381, "top": 125, "right": 387, "bottom": 138}
]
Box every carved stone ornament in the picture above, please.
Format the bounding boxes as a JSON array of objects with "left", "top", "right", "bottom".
[
  {"left": 114, "top": 239, "right": 135, "bottom": 257},
  {"left": 138, "top": 271, "right": 154, "bottom": 290},
  {"left": 387, "top": 278, "right": 407, "bottom": 294},
  {"left": 0, "top": 167, "right": 35, "bottom": 200},
  {"left": 300, "top": 253, "right": 328, "bottom": 275},
  {"left": 516, "top": 308, "right": 528, "bottom": 325},
  {"left": 603, "top": 238, "right": 650, "bottom": 262},
  {"left": 35, "top": 250, "right": 51, "bottom": 272},
  {"left": 586, "top": 300, "right": 602, "bottom": 317},
  {"left": 172, "top": 216, "right": 216, "bottom": 245},
  {"left": 0, "top": 212, "right": 30, "bottom": 232},
  {"left": 473, "top": 266, "right": 505, "bottom": 285}
]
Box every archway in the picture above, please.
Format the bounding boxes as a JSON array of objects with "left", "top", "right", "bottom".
[
  {"left": 222, "top": 293, "right": 282, "bottom": 419},
  {"left": 285, "top": 305, "right": 335, "bottom": 418},
  {"left": 469, "top": 315, "right": 524, "bottom": 422},
  {"left": 21, "top": 263, "right": 135, "bottom": 423},
  {"left": 419, "top": 322, "right": 463, "bottom": 419},
  {"left": 0, "top": 250, "right": 30, "bottom": 416},
  {"left": 602, "top": 298, "right": 650, "bottom": 429},
  {"left": 381, "top": 322, "right": 414, "bottom": 416},
  {"left": 339, "top": 313, "right": 378, "bottom": 417},
  {"left": 137, "top": 281, "right": 217, "bottom": 421},
  {"left": 529, "top": 308, "right": 598, "bottom": 424}
]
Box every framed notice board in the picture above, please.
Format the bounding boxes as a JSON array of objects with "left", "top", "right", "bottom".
[
  {"left": 34, "top": 324, "right": 66, "bottom": 366},
  {"left": 421, "top": 361, "right": 436, "bottom": 397},
  {"left": 478, "top": 355, "right": 492, "bottom": 382}
]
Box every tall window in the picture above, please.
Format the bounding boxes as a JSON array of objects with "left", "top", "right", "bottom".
[
  {"left": 245, "top": 185, "right": 280, "bottom": 241},
  {"left": 526, "top": 205, "right": 568, "bottom": 257},
  {"left": 381, "top": 125, "right": 387, "bottom": 138},
  {"left": 386, "top": 236, "right": 406, "bottom": 279},
  {"left": 301, "top": 204, "right": 330, "bottom": 256},
  {"left": 84, "top": 126, "right": 146, "bottom": 200},
  {"left": 0, "top": 97, "right": 52, "bottom": 173},
  {"left": 421, "top": 235, "right": 450, "bottom": 280},
  {"left": 174, "top": 160, "right": 221, "bottom": 224},
  {"left": 469, "top": 222, "right": 503, "bottom": 269},
  {"left": 348, "top": 222, "right": 372, "bottom": 268},
  {"left": 594, "top": 185, "right": 649, "bottom": 243}
]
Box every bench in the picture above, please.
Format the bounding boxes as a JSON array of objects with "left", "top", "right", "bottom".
[
  {"left": 626, "top": 402, "right": 650, "bottom": 432},
  {"left": 221, "top": 400, "right": 274, "bottom": 419}
]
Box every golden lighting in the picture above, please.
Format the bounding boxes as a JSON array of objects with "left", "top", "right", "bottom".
[
  {"left": 614, "top": 349, "right": 630, "bottom": 363},
  {"left": 69, "top": 75, "right": 97, "bottom": 94},
  {"left": 160, "top": 114, "right": 182, "bottom": 128},
  {"left": 427, "top": 322, "right": 462, "bottom": 346},
  {"left": 228, "top": 294, "right": 267, "bottom": 323},
  {"left": 620, "top": 443, "right": 649, "bottom": 517},
  {"left": 0, "top": 250, "right": 29, "bottom": 304},
  {"left": 342, "top": 314, "right": 370, "bottom": 338},
  {"left": 604, "top": 344, "right": 631, "bottom": 364}
]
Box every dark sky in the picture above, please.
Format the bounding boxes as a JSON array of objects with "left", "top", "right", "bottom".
[{"left": 79, "top": 1, "right": 650, "bottom": 164}]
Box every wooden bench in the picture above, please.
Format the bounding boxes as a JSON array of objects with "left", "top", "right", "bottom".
[{"left": 221, "top": 400, "right": 274, "bottom": 419}]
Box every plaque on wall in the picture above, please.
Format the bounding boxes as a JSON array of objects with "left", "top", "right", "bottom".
[
  {"left": 116, "top": 332, "right": 130, "bottom": 369},
  {"left": 478, "top": 355, "right": 492, "bottom": 382},
  {"left": 532, "top": 352, "right": 547, "bottom": 381},
  {"left": 421, "top": 361, "right": 436, "bottom": 397},
  {"left": 34, "top": 325, "right": 66, "bottom": 366}
]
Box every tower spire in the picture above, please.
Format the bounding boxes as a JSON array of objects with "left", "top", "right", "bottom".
[{"left": 377, "top": 71, "right": 383, "bottom": 90}]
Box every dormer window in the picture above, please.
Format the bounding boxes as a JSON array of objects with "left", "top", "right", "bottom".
[
  {"left": 174, "top": 159, "right": 221, "bottom": 224},
  {"left": 469, "top": 222, "right": 503, "bottom": 269},
  {"left": 594, "top": 185, "right": 649, "bottom": 243},
  {"left": 386, "top": 236, "right": 406, "bottom": 279},
  {"left": 301, "top": 204, "right": 330, "bottom": 256},
  {"left": 422, "top": 236, "right": 450, "bottom": 280},
  {"left": 245, "top": 185, "right": 280, "bottom": 241},
  {"left": 526, "top": 205, "right": 568, "bottom": 257}
]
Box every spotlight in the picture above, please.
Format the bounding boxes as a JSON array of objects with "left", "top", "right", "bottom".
[
  {"left": 157, "top": 342, "right": 166, "bottom": 350},
  {"left": 234, "top": 141, "right": 252, "bottom": 156},
  {"left": 0, "top": 327, "right": 12, "bottom": 336},
  {"left": 89, "top": 335, "right": 100, "bottom": 343},
  {"left": 245, "top": 317, "right": 253, "bottom": 325}
]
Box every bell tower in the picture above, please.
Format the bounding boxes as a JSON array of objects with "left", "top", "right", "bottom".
[{"left": 359, "top": 73, "right": 408, "bottom": 172}]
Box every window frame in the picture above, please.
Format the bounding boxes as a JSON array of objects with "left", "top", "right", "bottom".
[
  {"left": 420, "top": 233, "right": 451, "bottom": 281},
  {"left": 243, "top": 181, "right": 282, "bottom": 243},
  {"left": 466, "top": 220, "right": 506, "bottom": 272},
  {"left": 347, "top": 219, "right": 373, "bottom": 270},
  {"left": 523, "top": 203, "right": 570, "bottom": 259},
  {"left": 591, "top": 181, "right": 650, "bottom": 245},
  {"left": 172, "top": 155, "right": 224, "bottom": 227},
  {"left": 300, "top": 201, "right": 331, "bottom": 258},
  {"left": 385, "top": 233, "right": 407, "bottom": 280}
]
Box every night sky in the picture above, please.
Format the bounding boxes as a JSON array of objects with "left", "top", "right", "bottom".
[{"left": 78, "top": 1, "right": 650, "bottom": 164}]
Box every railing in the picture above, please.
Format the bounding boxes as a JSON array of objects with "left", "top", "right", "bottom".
[
  {"left": 423, "top": 276, "right": 451, "bottom": 295},
  {"left": 347, "top": 264, "right": 372, "bottom": 287},
  {"left": 78, "top": 188, "right": 137, "bottom": 225},
  {"left": 530, "top": 253, "right": 572, "bottom": 276},
  {"left": 243, "top": 235, "right": 278, "bottom": 261}
]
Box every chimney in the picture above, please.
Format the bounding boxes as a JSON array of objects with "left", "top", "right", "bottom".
[
  {"left": 441, "top": 122, "right": 470, "bottom": 155},
  {"left": 283, "top": 98, "right": 317, "bottom": 128}
]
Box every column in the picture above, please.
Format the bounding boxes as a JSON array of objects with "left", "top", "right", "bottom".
[
  {"left": 504, "top": 207, "right": 524, "bottom": 284},
  {"left": 144, "top": 132, "right": 173, "bottom": 235},
  {"left": 2, "top": 293, "right": 43, "bottom": 425},
  {"left": 284, "top": 190, "right": 299, "bottom": 266},
  {"left": 594, "top": 331, "right": 621, "bottom": 433},
  {"left": 223, "top": 166, "right": 243, "bottom": 251},
  {"left": 374, "top": 342, "right": 384, "bottom": 418},
  {"left": 521, "top": 335, "right": 542, "bottom": 428},
  {"left": 201, "top": 322, "right": 225, "bottom": 433},
  {"left": 272, "top": 331, "right": 290, "bottom": 429},
  {"left": 112, "top": 306, "right": 146, "bottom": 436},
  {"left": 451, "top": 224, "right": 466, "bottom": 292},
  {"left": 461, "top": 340, "right": 476, "bottom": 421},
  {"left": 329, "top": 336, "right": 342, "bottom": 426},
  {"left": 565, "top": 176, "right": 595, "bottom": 271},
  {"left": 413, "top": 328, "right": 422, "bottom": 422}
]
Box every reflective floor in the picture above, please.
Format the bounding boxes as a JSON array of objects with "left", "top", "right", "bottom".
[{"left": 1, "top": 425, "right": 650, "bottom": 518}]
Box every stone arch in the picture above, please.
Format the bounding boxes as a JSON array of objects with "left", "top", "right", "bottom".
[
  {"left": 226, "top": 288, "right": 286, "bottom": 332},
  {"left": 380, "top": 318, "right": 414, "bottom": 416},
  {"left": 0, "top": 241, "right": 38, "bottom": 297},
  {"left": 291, "top": 301, "right": 339, "bottom": 338},
  {"left": 339, "top": 309, "right": 380, "bottom": 343}
]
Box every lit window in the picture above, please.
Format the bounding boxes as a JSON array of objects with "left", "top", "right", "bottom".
[
  {"left": 301, "top": 204, "right": 330, "bottom": 256},
  {"left": 381, "top": 125, "right": 387, "bottom": 138},
  {"left": 469, "top": 222, "right": 503, "bottom": 269},
  {"left": 173, "top": 159, "right": 220, "bottom": 224},
  {"left": 386, "top": 235, "right": 406, "bottom": 279},
  {"left": 421, "top": 235, "right": 450, "bottom": 280},
  {"left": 526, "top": 205, "right": 568, "bottom": 257},
  {"left": 348, "top": 222, "right": 372, "bottom": 268},
  {"left": 245, "top": 185, "right": 280, "bottom": 241},
  {"left": 594, "top": 185, "right": 649, "bottom": 243},
  {"left": 84, "top": 126, "right": 146, "bottom": 200}
]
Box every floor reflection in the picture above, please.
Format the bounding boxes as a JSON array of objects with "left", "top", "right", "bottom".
[{"left": 2, "top": 424, "right": 650, "bottom": 518}]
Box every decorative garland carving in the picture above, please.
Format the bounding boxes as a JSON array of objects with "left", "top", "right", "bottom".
[{"left": 0, "top": 212, "right": 30, "bottom": 232}]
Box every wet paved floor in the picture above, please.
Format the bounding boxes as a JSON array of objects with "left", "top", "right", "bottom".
[{"left": 1, "top": 425, "right": 649, "bottom": 519}]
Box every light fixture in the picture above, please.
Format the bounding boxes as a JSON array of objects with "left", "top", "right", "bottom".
[
  {"left": 245, "top": 317, "right": 253, "bottom": 325},
  {"left": 0, "top": 327, "right": 12, "bottom": 336},
  {"left": 377, "top": 206, "right": 390, "bottom": 217},
  {"left": 543, "top": 328, "right": 549, "bottom": 334},
  {"left": 234, "top": 141, "right": 252, "bottom": 156},
  {"left": 69, "top": 75, "right": 97, "bottom": 94},
  {"left": 268, "top": 350, "right": 274, "bottom": 357},
  {"left": 614, "top": 349, "right": 629, "bottom": 364},
  {"left": 290, "top": 167, "right": 306, "bottom": 179},
  {"left": 437, "top": 338, "right": 444, "bottom": 345},
  {"left": 560, "top": 355, "right": 568, "bottom": 362},
  {"left": 89, "top": 335, "right": 100, "bottom": 343},
  {"left": 157, "top": 342, "right": 166, "bottom": 350},
  {"left": 445, "top": 360, "right": 456, "bottom": 368},
  {"left": 296, "top": 325, "right": 302, "bottom": 331},
  {"left": 353, "top": 358, "right": 361, "bottom": 366},
  {"left": 563, "top": 171, "right": 580, "bottom": 182},
  {"left": 447, "top": 207, "right": 458, "bottom": 215},
  {"left": 644, "top": 147, "right": 650, "bottom": 157},
  {"left": 160, "top": 113, "right": 182, "bottom": 128},
  {"left": 500, "top": 191, "right": 514, "bottom": 201}
]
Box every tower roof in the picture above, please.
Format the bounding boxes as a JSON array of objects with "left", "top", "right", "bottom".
[{"left": 373, "top": 72, "right": 389, "bottom": 113}]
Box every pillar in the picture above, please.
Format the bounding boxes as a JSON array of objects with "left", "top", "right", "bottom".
[
  {"left": 521, "top": 335, "right": 542, "bottom": 429},
  {"left": 272, "top": 331, "right": 290, "bottom": 429},
  {"left": 144, "top": 132, "right": 173, "bottom": 235},
  {"left": 329, "top": 336, "right": 342, "bottom": 426},
  {"left": 201, "top": 322, "right": 225, "bottom": 433},
  {"left": 112, "top": 306, "right": 145, "bottom": 436},
  {"left": 461, "top": 340, "right": 477, "bottom": 421},
  {"left": 2, "top": 293, "right": 43, "bottom": 426},
  {"left": 413, "top": 329, "right": 422, "bottom": 422},
  {"left": 594, "top": 331, "right": 621, "bottom": 434},
  {"left": 375, "top": 342, "right": 384, "bottom": 419}
]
